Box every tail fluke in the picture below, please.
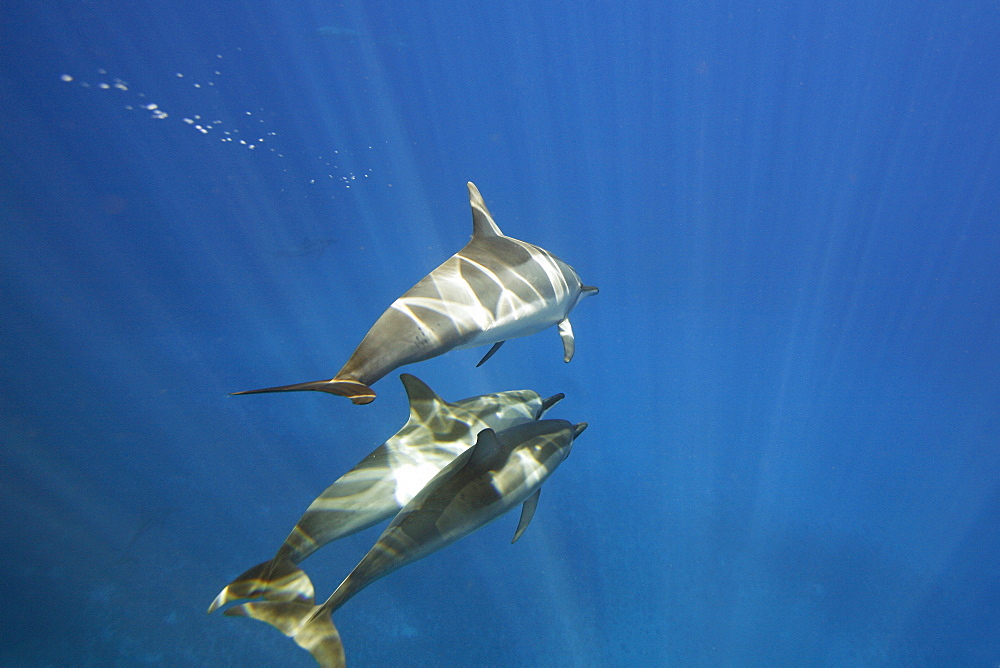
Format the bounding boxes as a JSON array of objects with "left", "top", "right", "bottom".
[
  {"left": 207, "top": 556, "right": 314, "bottom": 613},
  {"left": 295, "top": 609, "right": 347, "bottom": 668},
  {"left": 232, "top": 378, "right": 376, "bottom": 405},
  {"left": 225, "top": 600, "right": 345, "bottom": 668}
]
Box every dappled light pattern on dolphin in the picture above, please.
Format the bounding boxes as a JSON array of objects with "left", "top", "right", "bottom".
[
  {"left": 227, "top": 420, "right": 586, "bottom": 667},
  {"left": 233, "top": 182, "right": 598, "bottom": 404},
  {"left": 208, "top": 374, "right": 562, "bottom": 612}
]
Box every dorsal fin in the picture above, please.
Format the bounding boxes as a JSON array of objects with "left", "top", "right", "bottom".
[
  {"left": 400, "top": 373, "right": 448, "bottom": 421},
  {"left": 467, "top": 182, "right": 503, "bottom": 238},
  {"left": 463, "top": 428, "right": 508, "bottom": 472}
]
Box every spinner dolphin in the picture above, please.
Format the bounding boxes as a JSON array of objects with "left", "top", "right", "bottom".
[
  {"left": 226, "top": 419, "right": 586, "bottom": 667},
  {"left": 209, "top": 374, "right": 563, "bottom": 612},
  {"left": 234, "top": 182, "right": 598, "bottom": 404}
]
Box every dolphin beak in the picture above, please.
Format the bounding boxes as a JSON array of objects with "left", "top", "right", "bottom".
[{"left": 536, "top": 393, "right": 565, "bottom": 418}]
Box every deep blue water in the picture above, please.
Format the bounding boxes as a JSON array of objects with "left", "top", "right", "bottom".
[{"left": 2, "top": 1, "right": 999, "bottom": 665}]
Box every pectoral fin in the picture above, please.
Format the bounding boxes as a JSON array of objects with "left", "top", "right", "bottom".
[
  {"left": 512, "top": 489, "right": 541, "bottom": 543},
  {"left": 557, "top": 318, "right": 575, "bottom": 362},
  {"left": 476, "top": 341, "right": 505, "bottom": 367}
]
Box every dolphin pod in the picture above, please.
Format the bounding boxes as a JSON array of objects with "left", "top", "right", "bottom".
[
  {"left": 214, "top": 183, "right": 595, "bottom": 666},
  {"left": 233, "top": 182, "right": 598, "bottom": 404},
  {"left": 225, "top": 420, "right": 587, "bottom": 668},
  {"left": 208, "top": 374, "right": 562, "bottom": 611}
]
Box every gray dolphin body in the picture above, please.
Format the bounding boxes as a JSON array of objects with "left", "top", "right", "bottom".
[
  {"left": 234, "top": 182, "right": 598, "bottom": 404},
  {"left": 226, "top": 419, "right": 586, "bottom": 668},
  {"left": 209, "top": 374, "right": 563, "bottom": 612}
]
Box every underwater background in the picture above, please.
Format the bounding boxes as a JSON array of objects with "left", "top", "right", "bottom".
[{"left": 2, "top": 1, "right": 998, "bottom": 665}]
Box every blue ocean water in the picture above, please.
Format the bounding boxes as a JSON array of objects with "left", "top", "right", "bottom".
[{"left": 2, "top": 0, "right": 998, "bottom": 665}]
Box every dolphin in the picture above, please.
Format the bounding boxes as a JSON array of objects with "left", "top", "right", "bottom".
[
  {"left": 225, "top": 419, "right": 586, "bottom": 667},
  {"left": 208, "top": 374, "right": 564, "bottom": 612},
  {"left": 234, "top": 182, "right": 598, "bottom": 404}
]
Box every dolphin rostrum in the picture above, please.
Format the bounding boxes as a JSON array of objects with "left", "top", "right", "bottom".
[
  {"left": 234, "top": 182, "right": 598, "bottom": 404},
  {"left": 208, "top": 374, "right": 564, "bottom": 612},
  {"left": 225, "top": 419, "right": 586, "bottom": 667}
]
